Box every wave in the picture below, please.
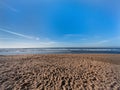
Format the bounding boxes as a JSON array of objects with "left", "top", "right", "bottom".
[{"left": 0, "top": 48, "right": 120, "bottom": 55}]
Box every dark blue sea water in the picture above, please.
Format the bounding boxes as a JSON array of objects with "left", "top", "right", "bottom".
[{"left": 0, "top": 47, "right": 120, "bottom": 55}]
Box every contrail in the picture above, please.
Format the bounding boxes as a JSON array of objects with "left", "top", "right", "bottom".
[
  {"left": 6, "top": 5, "right": 18, "bottom": 12},
  {"left": 0, "top": 28, "right": 39, "bottom": 40},
  {"left": 1, "top": 1, "right": 18, "bottom": 13}
]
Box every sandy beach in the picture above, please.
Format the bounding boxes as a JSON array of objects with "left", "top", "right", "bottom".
[{"left": 0, "top": 54, "right": 120, "bottom": 90}]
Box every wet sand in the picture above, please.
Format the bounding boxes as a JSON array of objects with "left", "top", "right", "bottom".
[{"left": 0, "top": 54, "right": 120, "bottom": 90}]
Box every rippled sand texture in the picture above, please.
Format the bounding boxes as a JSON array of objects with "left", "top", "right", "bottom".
[{"left": 0, "top": 54, "right": 120, "bottom": 90}]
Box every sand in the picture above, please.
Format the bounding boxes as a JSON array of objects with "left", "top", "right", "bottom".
[{"left": 0, "top": 54, "right": 120, "bottom": 90}]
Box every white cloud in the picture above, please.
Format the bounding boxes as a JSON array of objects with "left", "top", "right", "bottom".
[
  {"left": 95, "top": 40, "right": 110, "bottom": 44},
  {"left": 0, "top": 41, "right": 57, "bottom": 48},
  {"left": 0, "top": 28, "right": 39, "bottom": 40},
  {"left": 52, "top": 39, "right": 110, "bottom": 47},
  {"left": 64, "top": 34, "right": 82, "bottom": 37},
  {"left": 36, "top": 37, "right": 40, "bottom": 41}
]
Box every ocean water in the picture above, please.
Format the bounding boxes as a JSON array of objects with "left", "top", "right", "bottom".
[{"left": 0, "top": 48, "right": 120, "bottom": 55}]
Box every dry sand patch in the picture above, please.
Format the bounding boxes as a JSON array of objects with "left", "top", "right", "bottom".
[{"left": 0, "top": 54, "right": 120, "bottom": 90}]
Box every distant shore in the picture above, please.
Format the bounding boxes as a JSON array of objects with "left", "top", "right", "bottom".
[{"left": 0, "top": 54, "right": 120, "bottom": 90}]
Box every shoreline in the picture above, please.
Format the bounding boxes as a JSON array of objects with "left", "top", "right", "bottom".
[{"left": 1, "top": 54, "right": 120, "bottom": 65}]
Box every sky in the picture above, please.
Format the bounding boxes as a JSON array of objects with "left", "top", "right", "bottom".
[{"left": 0, "top": 0, "right": 120, "bottom": 48}]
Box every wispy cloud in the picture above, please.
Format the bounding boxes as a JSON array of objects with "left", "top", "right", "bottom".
[
  {"left": 6, "top": 5, "right": 18, "bottom": 12},
  {"left": 64, "top": 34, "right": 82, "bottom": 37},
  {"left": 0, "top": 41, "right": 57, "bottom": 48},
  {"left": 0, "top": 28, "right": 39, "bottom": 40},
  {"left": 95, "top": 40, "right": 110, "bottom": 45},
  {"left": 1, "top": 1, "right": 18, "bottom": 13},
  {"left": 0, "top": 38, "right": 16, "bottom": 40},
  {"left": 51, "top": 39, "right": 111, "bottom": 47}
]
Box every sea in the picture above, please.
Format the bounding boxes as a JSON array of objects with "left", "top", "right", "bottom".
[{"left": 0, "top": 47, "right": 120, "bottom": 55}]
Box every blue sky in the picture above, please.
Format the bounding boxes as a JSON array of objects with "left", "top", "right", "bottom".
[{"left": 0, "top": 0, "right": 120, "bottom": 48}]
